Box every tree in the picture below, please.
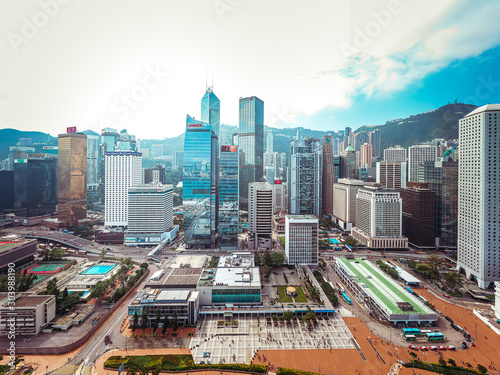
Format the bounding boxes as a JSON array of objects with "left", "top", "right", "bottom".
[
  {"left": 50, "top": 248, "right": 65, "bottom": 260},
  {"left": 89, "top": 281, "right": 107, "bottom": 301},
  {"left": 132, "top": 312, "right": 138, "bottom": 333},
  {"left": 415, "top": 263, "right": 434, "bottom": 278},
  {"left": 447, "top": 358, "right": 456, "bottom": 367},
  {"left": 263, "top": 250, "right": 273, "bottom": 267},
  {"left": 465, "top": 363, "right": 473, "bottom": 369},
  {"left": 44, "top": 278, "right": 60, "bottom": 297},
  {"left": 161, "top": 315, "right": 168, "bottom": 334},
  {"left": 477, "top": 364, "right": 488, "bottom": 374},
  {"left": 139, "top": 368, "right": 149, "bottom": 375},
  {"left": 100, "top": 249, "right": 107, "bottom": 259},
  {"left": 264, "top": 266, "right": 272, "bottom": 280},
  {"left": 344, "top": 238, "right": 358, "bottom": 248},
  {"left": 409, "top": 352, "right": 417, "bottom": 359},
  {"left": 438, "top": 358, "right": 446, "bottom": 366},
  {"left": 444, "top": 272, "right": 464, "bottom": 293},
  {"left": 254, "top": 252, "right": 262, "bottom": 266},
  {"left": 127, "top": 370, "right": 137, "bottom": 375},
  {"left": 271, "top": 253, "right": 284, "bottom": 268},
  {"left": 282, "top": 310, "right": 294, "bottom": 322},
  {"left": 172, "top": 312, "right": 178, "bottom": 332},
  {"left": 406, "top": 259, "right": 417, "bottom": 270},
  {"left": 301, "top": 306, "right": 316, "bottom": 322},
  {"left": 153, "top": 310, "right": 161, "bottom": 331},
  {"left": 141, "top": 307, "right": 149, "bottom": 330},
  {"left": 427, "top": 255, "right": 444, "bottom": 272}
]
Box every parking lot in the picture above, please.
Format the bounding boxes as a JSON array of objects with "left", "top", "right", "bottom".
[{"left": 190, "top": 315, "right": 356, "bottom": 365}]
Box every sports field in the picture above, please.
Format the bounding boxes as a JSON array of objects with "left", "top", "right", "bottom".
[
  {"left": 28, "top": 263, "right": 67, "bottom": 274},
  {"left": 337, "top": 257, "right": 432, "bottom": 316}
]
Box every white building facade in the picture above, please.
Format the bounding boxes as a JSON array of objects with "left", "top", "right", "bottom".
[
  {"left": 332, "top": 178, "right": 364, "bottom": 231},
  {"left": 285, "top": 215, "right": 318, "bottom": 265},
  {"left": 384, "top": 146, "right": 407, "bottom": 162},
  {"left": 457, "top": 104, "right": 500, "bottom": 289},
  {"left": 408, "top": 145, "right": 437, "bottom": 182}
]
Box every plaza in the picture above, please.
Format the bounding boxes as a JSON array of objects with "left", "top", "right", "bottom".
[{"left": 190, "top": 315, "right": 356, "bottom": 365}]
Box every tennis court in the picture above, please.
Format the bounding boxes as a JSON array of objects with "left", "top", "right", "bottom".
[{"left": 28, "top": 263, "right": 68, "bottom": 274}]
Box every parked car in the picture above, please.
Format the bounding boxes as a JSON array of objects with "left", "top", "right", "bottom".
[{"left": 419, "top": 346, "right": 428, "bottom": 351}]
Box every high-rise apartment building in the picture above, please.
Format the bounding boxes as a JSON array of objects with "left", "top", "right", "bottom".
[
  {"left": 219, "top": 145, "right": 239, "bottom": 250},
  {"left": 333, "top": 178, "right": 363, "bottom": 230},
  {"left": 87, "top": 134, "right": 99, "bottom": 194},
  {"left": 344, "top": 127, "right": 352, "bottom": 144},
  {"left": 351, "top": 185, "right": 408, "bottom": 249},
  {"left": 340, "top": 145, "right": 356, "bottom": 179},
  {"left": 172, "top": 151, "right": 184, "bottom": 171},
  {"left": 58, "top": 132, "right": 87, "bottom": 227},
  {"left": 332, "top": 137, "right": 340, "bottom": 157},
  {"left": 272, "top": 181, "right": 286, "bottom": 213},
  {"left": 285, "top": 215, "right": 318, "bottom": 265},
  {"left": 238, "top": 96, "right": 264, "bottom": 210},
  {"left": 183, "top": 115, "right": 218, "bottom": 248},
  {"left": 420, "top": 159, "right": 458, "bottom": 248},
  {"left": 104, "top": 151, "right": 142, "bottom": 227},
  {"left": 125, "top": 184, "right": 174, "bottom": 246},
  {"left": 101, "top": 128, "right": 119, "bottom": 152},
  {"left": 354, "top": 131, "right": 369, "bottom": 152},
  {"left": 401, "top": 182, "right": 436, "bottom": 248},
  {"left": 408, "top": 145, "right": 437, "bottom": 182},
  {"left": 248, "top": 182, "right": 273, "bottom": 248},
  {"left": 143, "top": 164, "right": 166, "bottom": 184},
  {"left": 360, "top": 143, "right": 373, "bottom": 168},
  {"left": 322, "top": 135, "right": 335, "bottom": 216},
  {"left": 201, "top": 87, "right": 220, "bottom": 140},
  {"left": 376, "top": 161, "right": 407, "bottom": 189},
  {"left": 384, "top": 146, "right": 407, "bottom": 162},
  {"left": 289, "top": 138, "right": 322, "bottom": 217},
  {"left": 266, "top": 131, "right": 273, "bottom": 153},
  {"left": 369, "top": 129, "right": 381, "bottom": 158},
  {"left": 457, "top": 104, "right": 500, "bottom": 289}
]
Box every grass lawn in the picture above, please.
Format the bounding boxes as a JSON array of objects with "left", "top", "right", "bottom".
[
  {"left": 277, "top": 286, "right": 293, "bottom": 303},
  {"left": 293, "top": 285, "right": 308, "bottom": 302},
  {"left": 279, "top": 237, "right": 285, "bottom": 245}
]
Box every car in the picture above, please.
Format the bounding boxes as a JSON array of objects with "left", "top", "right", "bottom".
[
  {"left": 419, "top": 346, "right": 428, "bottom": 351},
  {"left": 430, "top": 346, "right": 438, "bottom": 350},
  {"left": 438, "top": 346, "right": 446, "bottom": 350},
  {"left": 446, "top": 345, "right": 455, "bottom": 350},
  {"left": 408, "top": 345, "right": 418, "bottom": 350}
]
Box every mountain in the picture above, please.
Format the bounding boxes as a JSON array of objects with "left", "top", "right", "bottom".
[
  {"left": 355, "top": 103, "right": 478, "bottom": 149},
  {"left": 0, "top": 129, "right": 57, "bottom": 159}
]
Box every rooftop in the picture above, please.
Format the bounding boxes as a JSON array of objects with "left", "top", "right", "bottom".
[
  {"left": 0, "top": 294, "right": 54, "bottom": 308},
  {"left": 336, "top": 257, "right": 433, "bottom": 316},
  {"left": 213, "top": 267, "right": 261, "bottom": 288},
  {"left": 464, "top": 104, "right": 500, "bottom": 117},
  {"left": 286, "top": 215, "right": 318, "bottom": 222}
]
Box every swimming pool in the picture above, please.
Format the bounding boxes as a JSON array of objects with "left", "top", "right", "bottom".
[
  {"left": 82, "top": 264, "right": 116, "bottom": 275},
  {"left": 329, "top": 238, "right": 341, "bottom": 245}
]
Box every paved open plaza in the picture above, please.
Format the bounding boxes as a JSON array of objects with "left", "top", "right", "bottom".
[{"left": 190, "top": 315, "right": 356, "bottom": 365}]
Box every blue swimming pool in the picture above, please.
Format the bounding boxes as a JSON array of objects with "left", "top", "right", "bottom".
[
  {"left": 329, "top": 238, "right": 341, "bottom": 244},
  {"left": 82, "top": 264, "right": 116, "bottom": 275}
]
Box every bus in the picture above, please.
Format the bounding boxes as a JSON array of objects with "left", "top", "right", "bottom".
[
  {"left": 341, "top": 293, "right": 352, "bottom": 304},
  {"left": 405, "top": 334, "right": 417, "bottom": 341},
  {"left": 402, "top": 328, "right": 421, "bottom": 336},
  {"left": 425, "top": 332, "right": 444, "bottom": 341}
]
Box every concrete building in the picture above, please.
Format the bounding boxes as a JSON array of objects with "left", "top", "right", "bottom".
[
  {"left": 0, "top": 237, "right": 37, "bottom": 274},
  {"left": 353, "top": 131, "right": 369, "bottom": 152},
  {"left": 86, "top": 134, "right": 99, "bottom": 194},
  {"left": 333, "top": 179, "right": 364, "bottom": 231},
  {"left": 360, "top": 143, "right": 373, "bottom": 168},
  {"left": 172, "top": 151, "right": 184, "bottom": 171},
  {"left": 384, "top": 146, "right": 407, "bottom": 162},
  {"left": 143, "top": 164, "right": 166, "bottom": 184},
  {"left": 219, "top": 145, "right": 239, "bottom": 250},
  {"left": 272, "top": 181, "right": 286, "bottom": 213},
  {"left": 376, "top": 161, "right": 407, "bottom": 189},
  {"left": 150, "top": 144, "right": 163, "bottom": 158},
  {"left": 248, "top": 182, "right": 273, "bottom": 250},
  {"left": 495, "top": 282, "right": 500, "bottom": 319},
  {"left": 285, "top": 215, "right": 318, "bottom": 265},
  {"left": 401, "top": 182, "right": 436, "bottom": 248},
  {"left": 351, "top": 185, "right": 408, "bottom": 249},
  {"left": 0, "top": 294, "right": 56, "bottom": 336},
  {"left": 104, "top": 151, "right": 142, "bottom": 227},
  {"left": 289, "top": 138, "right": 322, "bottom": 217},
  {"left": 322, "top": 135, "right": 335, "bottom": 216},
  {"left": 408, "top": 145, "right": 437, "bottom": 182},
  {"left": 369, "top": 129, "right": 381, "bottom": 159},
  {"left": 340, "top": 145, "right": 357, "bottom": 179},
  {"left": 125, "top": 184, "right": 175, "bottom": 246},
  {"left": 58, "top": 131, "right": 87, "bottom": 227},
  {"left": 457, "top": 104, "right": 500, "bottom": 289}
]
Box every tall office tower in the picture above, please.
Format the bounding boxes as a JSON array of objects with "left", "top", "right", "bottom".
[
  {"left": 248, "top": 182, "right": 273, "bottom": 248},
  {"left": 58, "top": 131, "right": 87, "bottom": 227},
  {"left": 266, "top": 131, "right": 273, "bottom": 153},
  {"left": 150, "top": 144, "right": 163, "bottom": 158},
  {"left": 408, "top": 145, "right": 437, "bottom": 182},
  {"left": 278, "top": 152, "right": 287, "bottom": 180},
  {"left": 421, "top": 159, "right": 458, "bottom": 248},
  {"left": 264, "top": 152, "right": 278, "bottom": 183},
  {"left": 338, "top": 141, "right": 346, "bottom": 155},
  {"left": 360, "top": 143, "right": 373, "bottom": 167},
  {"left": 183, "top": 115, "right": 218, "bottom": 248},
  {"left": 238, "top": 96, "right": 264, "bottom": 210},
  {"left": 384, "top": 146, "right": 407, "bottom": 162},
  {"left": 343, "top": 127, "right": 352, "bottom": 144},
  {"left": 0, "top": 171, "right": 14, "bottom": 211},
  {"left": 376, "top": 161, "right": 407, "bottom": 189},
  {"left": 219, "top": 145, "right": 239, "bottom": 250},
  {"left": 172, "top": 151, "right": 184, "bottom": 171},
  {"left": 232, "top": 133, "right": 238, "bottom": 146},
  {"left": 457, "top": 105, "right": 500, "bottom": 288},
  {"left": 272, "top": 181, "right": 286, "bottom": 213},
  {"left": 115, "top": 129, "right": 137, "bottom": 151},
  {"left": 285, "top": 215, "right": 318, "bottom": 265},
  {"left": 351, "top": 185, "right": 408, "bottom": 249},
  {"left": 332, "top": 178, "right": 363, "bottom": 230},
  {"left": 201, "top": 87, "right": 220, "bottom": 140},
  {"left": 7, "top": 146, "right": 35, "bottom": 171},
  {"left": 104, "top": 151, "right": 142, "bottom": 227},
  {"left": 333, "top": 156, "right": 341, "bottom": 183},
  {"left": 331, "top": 137, "right": 340, "bottom": 156},
  {"left": 143, "top": 164, "right": 166, "bottom": 184},
  {"left": 87, "top": 135, "right": 99, "bottom": 196},
  {"left": 125, "top": 184, "right": 174, "bottom": 246},
  {"left": 101, "top": 128, "right": 119, "bottom": 152},
  {"left": 13, "top": 156, "right": 57, "bottom": 217},
  {"left": 322, "top": 135, "right": 335, "bottom": 216},
  {"left": 401, "top": 182, "right": 436, "bottom": 248},
  {"left": 289, "top": 138, "right": 322, "bottom": 217},
  {"left": 353, "top": 131, "right": 369, "bottom": 152},
  {"left": 340, "top": 145, "right": 356, "bottom": 179},
  {"left": 369, "top": 129, "right": 381, "bottom": 158}
]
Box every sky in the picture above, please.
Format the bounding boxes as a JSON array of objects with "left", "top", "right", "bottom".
[{"left": 1, "top": 0, "right": 500, "bottom": 139}]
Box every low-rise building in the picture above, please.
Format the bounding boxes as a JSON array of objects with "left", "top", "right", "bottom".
[{"left": 0, "top": 236, "right": 37, "bottom": 274}]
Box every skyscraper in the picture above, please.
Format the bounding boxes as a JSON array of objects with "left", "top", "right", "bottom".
[
  {"left": 333, "top": 178, "right": 364, "bottom": 230},
  {"left": 457, "top": 104, "right": 500, "bottom": 289},
  {"left": 285, "top": 215, "right": 318, "bottom": 265},
  {"left": 322, "top": 135, "right": 335, "bottom": 216},
  {"left": 101, "top": 128, "right": 118, "bottom": 152},
  {"left": 104, "top": 151, "right": 142, "bottom": 227},
  {"left": 266, "top": 131, "right": 273, "bottom": 153},
  {"left": 143, "top": 164, "right": 166, "bottom": 184},
  {"left": 87, "top": 134, "right": 99, "bottom": 196},
  {"left": 58, "top": 131, "right": 87, "bottom": 227},
  {"left": 248, "top": 182, "right": 273, "bottom": 249},
  {"left": 340, "top": 145, "right": 356, "bottom": 179},
  {"left": 408, "top": 145, "right": 437, "bottom": 182},
  {"left": 172, "top": 151, "right": 184, "bottom": 170},
  {"left": 183, "top": 115, "right": 218, "bottom": 248},
  {"left": 384, "top": 146, "right": 407, "bottom": 162},
  {"left": 238, "top": 96, "right": 264, "bottom": 210},
  {"left": 344, "top": 127, "right": 352, "bottom": 144},
  {"left": 289, "top": 138, "right": 322, "bottom": 217},
  {"left": 369, "top": 129, "right": 381, "bottom": 158},
  {"left": 219, "top": 145, "right": 239, "bottom": 250},
  {"left": 376, "top": 161, "right": 407, "bottom": 189},
  {"left": 360, "top": 143, "right": 373, "bottom": 168},
  {"left": 201, "top": 87, "right": 220, "bottom": 140},
  {"left": 354, "top": 131, "right": 369, "bottom": 152}
]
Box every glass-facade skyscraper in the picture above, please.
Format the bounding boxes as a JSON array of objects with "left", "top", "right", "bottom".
[
  {"left": 219, "top": 145, "right": 239, "bottom": 250},
  {"left": 183, "top": 115, "right": 218, "bottom": 248},
  {"left": 201, "top": 88, "right": 220, "bottom": 140},
  {"left": 238, "top": 96, "right": 264, "bottom": 210}
]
